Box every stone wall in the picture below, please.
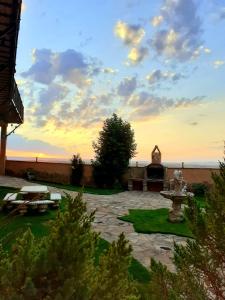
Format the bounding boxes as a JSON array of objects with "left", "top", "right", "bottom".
[
  {"left": 165, "top": 167, "right": 219, "bottom": 185},
  {"left": 5, "top": 160, "right": 71, "bottom": 184},
  {"left": 5, "top": 160, "right": 219, "bottom": 186}
]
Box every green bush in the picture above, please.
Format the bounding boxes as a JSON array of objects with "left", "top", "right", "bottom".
[
  {"left": 25, "top": 168, "right": 36, "bottom": 181},
  {"left": 191, "top": 182, "right": 209, "bottom": 196},
  {"left": 71, "top": 154, "right": 84, "bottom": 186}
]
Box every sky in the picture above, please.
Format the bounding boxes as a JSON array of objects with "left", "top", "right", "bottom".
[{"left": 6, "top": 0, "right": 225, "bottom": 162}]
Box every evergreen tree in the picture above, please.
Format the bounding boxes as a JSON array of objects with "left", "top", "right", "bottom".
[
  {"left": 92, "top": 113, "right": 136, "bottom": 188},
  {"left": 147, "top": 162, "right": 225, "bottom": 300},
  {"left": 71, "top": 154, "right": 84, "bottom": 186},
  {"left": 0, "top": 193, "right": 139, "bottom": 300},
  {"left": 92, "top": 233, "right": 138, "bottom": 300}
]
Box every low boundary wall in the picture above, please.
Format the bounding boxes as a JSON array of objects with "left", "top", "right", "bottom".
[{"left": 5, "top": 160, "right": 219, "bottom": 186}]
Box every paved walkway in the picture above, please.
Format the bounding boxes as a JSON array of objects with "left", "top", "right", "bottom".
[{"left": 0, "top": 176, "right": 187, "bottom": 271}]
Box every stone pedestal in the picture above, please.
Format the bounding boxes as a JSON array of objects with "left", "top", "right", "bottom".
[{"left": 168, "top": 196, "right": 184, "bottom": 223}]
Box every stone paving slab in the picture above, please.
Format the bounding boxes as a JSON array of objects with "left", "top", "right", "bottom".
[{"left": 0, "top": 176, "right": 188, "bottom": 271}]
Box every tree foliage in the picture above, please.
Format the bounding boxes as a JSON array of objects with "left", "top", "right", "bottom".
[
  {"left": 71, "top": 153, "right": 84, "bottom": 186},
  {"left": 147, "top": 162, "right": 225, "bottom": 300},
  {"left": 92, "top": 113, "right": 136, "bottom": 188},
  {"left": 0, "top": 193, "right": 139, "bottom": 300}
]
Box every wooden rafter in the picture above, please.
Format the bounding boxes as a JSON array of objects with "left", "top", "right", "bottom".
[{"left": 0, "top": 0, "right": 23, "bottom": 124}]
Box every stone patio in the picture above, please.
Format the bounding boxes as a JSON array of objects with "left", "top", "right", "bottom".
[{"left": 0, "top": 175, "right": 188, "bottom": 271}]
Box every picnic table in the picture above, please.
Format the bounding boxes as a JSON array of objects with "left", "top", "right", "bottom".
[{"left": 3, "top": 185, "right": 62, "bottom": 214}]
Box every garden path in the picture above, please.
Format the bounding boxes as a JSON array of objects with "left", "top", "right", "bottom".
[{"left": 0, "top": 176, "right": 187, "bottom": 271}]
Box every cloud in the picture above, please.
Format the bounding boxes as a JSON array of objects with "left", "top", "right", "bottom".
[
  {"left": 146, "top": 69, "right": 184, "bottom": 85},
  {"left": 213, "top": 60, "right": 225, "bottom": 68},
  {"left": 117, "top": 77, "right": 137, "bottom": 97},
  {"left": 127, "top": 46, "right": 149, "bottom": 64},
  {"left": 189, "top": 121, "right": 198, "bottom": 126},
  {"left": 151, "top": 15, "right": 164, "bottom": 27},
  {"left": 114, "top": 21, "right": 145, "bottom": 46},
  {"left": 22, "top": 48, "right": 95, "bottom": 88},
  {"left": 21, "top": 2, "right": 26, "bottom": 12},
  {"left": 22, "top": 49, "right": 54, "bottom": 84},
  {"left": 204, "top": 48, "right": 211, "bottom": 54},
  {"left": 125, "top": 92, "right": 204, "bottom": 120},
  {"left": 218, "top": 7, "right": 225, "bottom": 20},
  {"left": 29, "top": 83, "right": 69, "bottom": 127},
  {"left": 174, "top": 96, "right": 204, "bottom": 108},
  {"left": 8, "top": 134, "right": 67, "bottom": 156},
  {"left": 52, "top": 93, "right": 114, "bottom": 128},
  {"left": 150, "top": 0, "right": 202, "bottom": 61},
  {"left": 128, "top": 92, "right": 174, "bottom": 119},
  {"left": 102, "top": 67, "right": 118, "bottom": 74},
  {"left": 36, "top": 84, "right": 68, "bottom": 115}
]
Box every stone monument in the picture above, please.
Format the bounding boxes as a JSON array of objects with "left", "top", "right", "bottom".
[
  {"left": 160, "top": 170, "right": 194, "bottom": 223},
  {"left": 151, "top": 145, "right": 161, "bottom": 164}
]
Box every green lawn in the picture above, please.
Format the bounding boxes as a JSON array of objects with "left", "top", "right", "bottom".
[
  {"left": 31, "top": 180, "right": 124, "bottom": 195},
  {"left": 119, "top": 208, "right": 193, "bottom": 238},
  {"left": 0, "top": 186, "right": 149, "bottom": 283}
]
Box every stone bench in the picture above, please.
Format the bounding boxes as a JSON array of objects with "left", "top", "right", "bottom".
[
  {"left": 12, "top": 200, "right": 54, "bottom": 214},
  {"left": 3, "top": 193, "right": 17, "bottom": 201},
  {"left": 28, "top": 200, "right": 54, "bottom": 212},
  {"left": 50, "top": 193, "right": 62, "bottom": 208},
  {"left": 2, "top": 193, "right": 18, "bottom": 209}
]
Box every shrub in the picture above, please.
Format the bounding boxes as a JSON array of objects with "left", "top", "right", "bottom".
[
  {"left": 25, "top": 168, "right": 36, "bottom": 181},
  {"left": 71, "top": 154, "right": 84, "bottom": 186},
  {"left": 190, "top": 182, "right": 209, "bottom": 196}
]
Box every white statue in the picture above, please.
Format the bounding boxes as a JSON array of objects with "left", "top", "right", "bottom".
[{"left": 173, "top": 170, "right": 185, "bottom": 195}]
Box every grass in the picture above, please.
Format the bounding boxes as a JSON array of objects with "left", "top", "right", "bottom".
[
  {"left": 119, "top": 208, "right": 193, "bottom": 238},
  {"left": 0, "top": 186, "right": 149, "bottom": 283},
  {"left": 31, "top": 180, "right": 124, "bottom": 195}
]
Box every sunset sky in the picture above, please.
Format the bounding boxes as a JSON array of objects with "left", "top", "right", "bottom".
[{"left": 7, "top": 0, "right": 225, "bottom": 162}]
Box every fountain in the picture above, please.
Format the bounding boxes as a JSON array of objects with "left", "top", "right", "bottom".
[{"left": 160, "top": 170, "right": 194, "bottom": 223}]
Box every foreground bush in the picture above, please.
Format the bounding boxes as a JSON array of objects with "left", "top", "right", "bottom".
[
  {"left": 0, "top": 193, "right": 139, "bottom": 300},
  {"left": 148, "top": 162, "right": 225, "bottom": 300}
]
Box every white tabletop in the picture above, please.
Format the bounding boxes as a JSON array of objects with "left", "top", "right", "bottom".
[{"left": 20, "top": 185, "right": 49, "bottom": 193}]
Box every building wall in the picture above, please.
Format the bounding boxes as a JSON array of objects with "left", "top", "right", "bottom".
[{"left": 5, "top": 160, "right": 219, "bottom": 186}]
